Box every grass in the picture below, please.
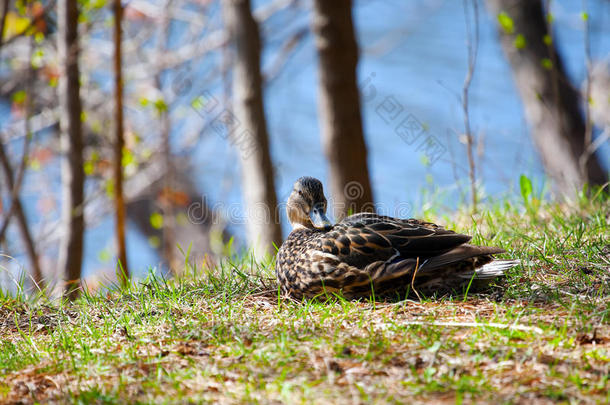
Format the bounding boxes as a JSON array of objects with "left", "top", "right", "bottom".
[{"left": 1, "top": 191, "right": 609, "bottom": 404}]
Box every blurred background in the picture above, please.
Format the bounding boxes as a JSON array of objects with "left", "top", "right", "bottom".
[{"left": 0, "top": 0, "right": 608, "bottom": 295}]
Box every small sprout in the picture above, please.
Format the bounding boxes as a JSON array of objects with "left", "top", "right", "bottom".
[
  {"left": 514, "top": 34, "right": 527, "bottom": 49},
  {"left": 150, "top": 212, "right": 164, "bottom": 230},
  {"left": 543, "top": 34, "right": 552, "bottom": 46},
  {"left": 105, "top": 179, "right": 115, "bottom": 197},
  {"left": 29, "top": 157, "right": 41, "bottom": 171},
  {"left": 497, "top": 12, "right": 514, "bottom": 34},
  {"left": 541, "top": 58, "right": 553, "bottom": 70},
  {"left": 11, "top": 90, "right": 26, "bottom": 104},
  {"left": 121, "top": 147, "right": 135, "bottom": 168},
  {"left": 153, "top": 99, "right": 168, "bottom": 114},
  {"left": 83, "top": 160, "right": 94, "bottom": 176}
]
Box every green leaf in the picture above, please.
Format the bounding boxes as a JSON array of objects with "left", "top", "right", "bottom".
[
  {"left": 513, "top": 34, "right": 527, "bottom": 49},
  {"left": 84, "top": 160, "right": 94, "bottom": 176},
  {"left": 150, "top": 212, "right": 163, "bottom": 230},
  {"left": 153, "top": 99, "right": 168, "bottom": 114},
  {"left": 543, "top": 34, "right": 552, "bottom": 46},
  {"left": 580, "top": 12, "right": 589, "bottom": 21},
  {"left": 121, "top": 147, "right": 135, "bottom": 168},
  {"left": 519, "top": 174, "right": 533, "bottom": 203},
  {"left": 29, "top": 158, "right": 41, "bottom": 171},
  {"left": 12, "top": 90, "right": 26, "bottom": 104},
  {"left": 105, "top": 179, "right": 115, "bottom": 198},
  {"left": 541, "top": 58, "right": 553, "bottom": 70},
  {"left": 191, "top": 96, "right": 205, "bottom": 109},
  {"left": 497, "top": 12, "right": 514, "bottom": 34},
  {"left": 31, "top": 48, "right": 44, "bottom": 68}
]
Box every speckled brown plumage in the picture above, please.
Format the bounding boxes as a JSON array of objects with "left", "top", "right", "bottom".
[{"left": 276, "top": 177, "right": 517, "bottom": 300}]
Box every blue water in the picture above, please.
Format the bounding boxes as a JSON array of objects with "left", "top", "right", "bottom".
[{"left": 1, "top": 0, "right": 608, "bottom": 282}]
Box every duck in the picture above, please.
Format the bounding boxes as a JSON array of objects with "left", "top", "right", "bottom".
[{"left": 275, "top": 176, "right": 517, "bottom": 299}]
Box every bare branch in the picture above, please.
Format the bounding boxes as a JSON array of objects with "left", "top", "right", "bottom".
[
  {"left": 462, "top": 0, "right": 480, "bottom": 213},
  {"left": 579, "top": 0, "right": 594, "bottom": 176},
  {"left": 0, "top": 33, "right": 44, "bottom": 287}
]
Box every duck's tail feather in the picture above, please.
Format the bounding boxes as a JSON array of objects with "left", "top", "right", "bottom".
[{"left": 458, "top": 259, "right": 520, "bottom": 279}]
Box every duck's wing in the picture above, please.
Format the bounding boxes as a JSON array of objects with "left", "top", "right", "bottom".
[
  {"left": 318, "top": 222, "right": 396, "bottom": 268},
  {"left": 344, "top": 214, "right": 472, "bottom": 258},
  {"left": 318, "top": 214, "right": 472, "bottom": 268}
]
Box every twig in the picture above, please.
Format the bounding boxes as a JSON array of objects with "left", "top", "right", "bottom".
[
  {"left": 462, "top": 0, "right": 479, "bottom": 213},
  {"left": 411, "top": 256, "right": 421, "bottom": 301},
  {"left": 579, "top": 0, "right": 594, "bottom": 178},
  {"left": 0, "top": 144, "right": 43, "bottom": 285},
  {"left": 264, "top": 26, "right": 308, "bottom": 84},
  {"left": 155, "top": 0, "right": 177, "bottom": 273},
  {"left": 0, "top": 30, "right": 44, "bottom": 286}
]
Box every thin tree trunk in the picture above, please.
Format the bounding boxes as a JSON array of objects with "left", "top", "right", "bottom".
[
  {"left": 0, "top": 144, "right": 44, "bottom": 287},
  {"left": 0, "top": 14, "right": 44, "bottom": 288},
  {"left": 485, "top": 0, "right": 607, "bottom": 195},
  {"left": 57, "top": 0, "right": 85, "bottom": 299},
  {"left": 462, "top": 0, "right": 480, "bottom": 213},
  {"left": 155, "top": 0, "right": 177, "bottom": 272},
  {"left": 222, "top": 0, "right": 282, "bottom": 259},
  {"left": 113, "top": 0, "right": 129, "bottom": 284},
  {"left": 311, "top": 0, "right": 373, "bottom": 220}
]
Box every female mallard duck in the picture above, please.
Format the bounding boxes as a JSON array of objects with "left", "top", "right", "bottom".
[{"left": 276, "top": 176, "right": 517, "bottom": 299}]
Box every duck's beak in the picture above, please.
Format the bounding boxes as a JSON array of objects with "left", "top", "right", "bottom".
[{"left": 310, "top": 206, "right": 332, "bottom": 230}]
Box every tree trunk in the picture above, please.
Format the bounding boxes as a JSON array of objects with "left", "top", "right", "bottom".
[
  {"left": 311, "top": 0, "right": 374, "bottom": 220},
  {"left": 221, "top": 0, "right": 282, "bottom": 259},
  {"left": 113, "top": 0, "right": 129, "bottom": 284},
  {"left": 0, "top": 143, "right": 44, "bottom": 287},
  {"left": 57, "top": 0, "right": 85, "bottom": 299},
  {"left": 0, "top": 22, "right": 44, "bottom": 288},
  {"left": 485, "top": 0, "right": 607, "bottom": 195}
]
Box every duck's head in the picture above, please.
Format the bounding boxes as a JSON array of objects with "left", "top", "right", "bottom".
[{"left": 286, "top": 176, "right": 333, "bottom": 231}]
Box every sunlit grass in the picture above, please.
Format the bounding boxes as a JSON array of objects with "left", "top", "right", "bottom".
[{"left": 1, "top": 190, "right": 608, "bottom": 403}]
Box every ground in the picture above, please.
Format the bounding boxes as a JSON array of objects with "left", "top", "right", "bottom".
[{"left": 1, "top": 195, "right": 609, "bottom": 404}]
